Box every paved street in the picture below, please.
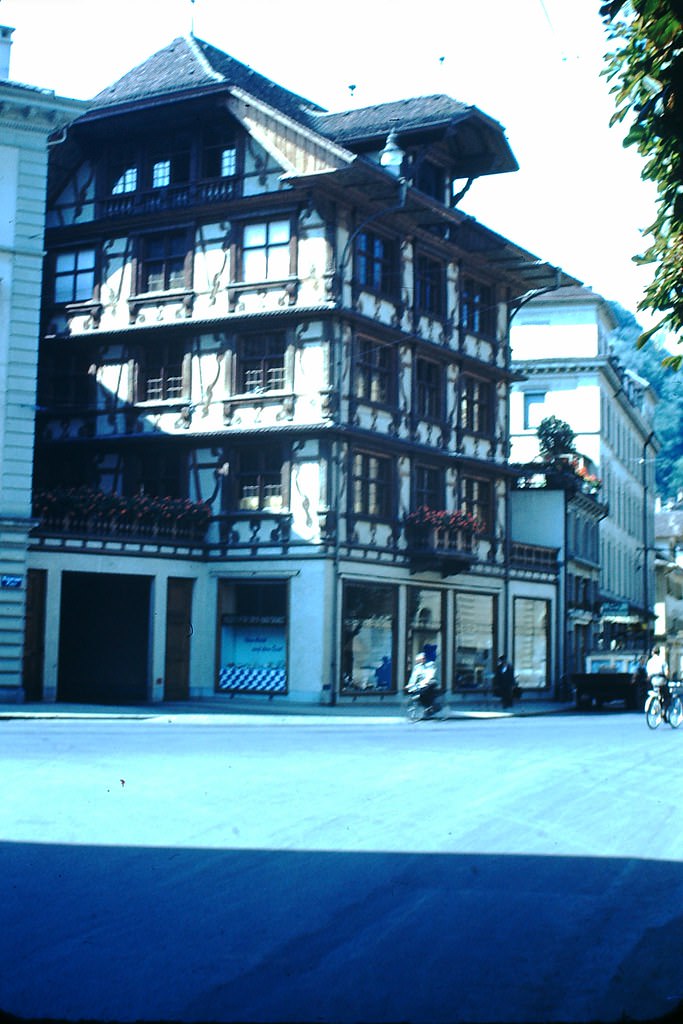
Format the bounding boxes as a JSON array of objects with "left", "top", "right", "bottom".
[{"left": 1, "top": 711, "right": 683, "bottom": 1023}]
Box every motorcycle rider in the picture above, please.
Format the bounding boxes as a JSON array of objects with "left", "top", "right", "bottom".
[{"left": 407, "top": 651, "right": 439, "bottom": 711}]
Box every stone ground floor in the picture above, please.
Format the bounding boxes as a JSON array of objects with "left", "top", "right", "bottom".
[{"left": 17, "top": 548, "right": 559, "bottom": 706}]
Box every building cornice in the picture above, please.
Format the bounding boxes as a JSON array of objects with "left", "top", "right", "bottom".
[{"left": 0, "top": 83, "right": 85, "bottom": 134}]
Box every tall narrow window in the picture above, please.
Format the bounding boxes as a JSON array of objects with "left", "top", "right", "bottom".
[
  {"left": 513, "top": 597, "right": 549, "bottom": 690},
  {"left": 461, "top": 376, "right": 493, "bottom": 435},
  {"left": 461, "top": 276, "right": 495, "bottom": 337},
  {"left": 461, "top": 476, "right": 492, "bottom": 534},
  {"left": 454, "top": 591, "right": 496, "bottom": 692},
  {"left": 152, "top": 159, "right": 171, "bottom": 189},
  {"left": 414, "top": 464, "right": 443, "bottom": 509},
  {"left": 523, "top": 391, "right": 546, "bottom": 430},
  {"left": 355, "top": 230, "right": 399, "bottom": 297},
  {"left": 242, "top": 219, "right": 291, "bottom": 282},
  {"left": 355, "top": 337, "right": 395, "bottom": 406},
  {"left": 415, "top": 255, "right": 445, "bottom": 317},
  {"left": 415, "top": 358, "right": 442, "bottom": 420},
  {"left": 351, "top": 451, "right": 393, "bottom": 518},
  {"left": 342, "top": 582, "right": 396, "bottom": 694}
]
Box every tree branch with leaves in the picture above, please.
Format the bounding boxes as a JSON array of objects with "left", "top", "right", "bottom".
[{"left": 601, "top": 0, "right": 683, "bottom": 366}]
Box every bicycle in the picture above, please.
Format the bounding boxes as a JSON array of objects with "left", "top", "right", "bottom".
[{"left": 645, "top": 680, "right": 683, "bottom": 729}]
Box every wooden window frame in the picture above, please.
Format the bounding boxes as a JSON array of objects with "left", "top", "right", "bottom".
[
  {"left": 240, "top": 218, "right": 293, "bottom": 283},
  {"left": 461, "top": 375, "right": 494, "bottom": 436},
  {"left": 413, "top": 464, "right": 444, "bottom": 510},
  {"left": 350, "top": 450, "right": 394, "bottom": 520},
  {"left": 53, "top": 247, "right": 97, "bottom": 304},
  {"left": 355, "top": 336, "right": 396, "bottom": 408},
  {"left": 355, "top": 229, "right": 400, "bottom": 299},
  {"left": 123, "top": 449, "right": 185, "bottom": 499},
  {"left": 137, "top": 342, "right": 190, "bottom": 404},
  {"left": 414, "top": 253, "right": 445, "bottom": 318},
  {"left": 235, "top": 332, "right": 288, "bottom": 395},
  {"left": 137, "top": 229, "right": 192, "bottom": 294},
  {"left": 461, "top": 476, "right": 492, "bottom": 535},
  {"left": 414, "top": 356, "right": 443, "bottom": 421},
  {"left": 461, "top": 275, "right": 496, "bottom": 338},
  {"left": 232, "top": 448, "right": 287, "bottom": 512}
]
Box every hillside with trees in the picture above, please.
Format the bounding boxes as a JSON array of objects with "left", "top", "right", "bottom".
[{"left": 608, "top": 302, "right": 683, "bottom": 500}]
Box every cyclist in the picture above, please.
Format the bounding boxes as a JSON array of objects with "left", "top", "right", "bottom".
[{"left": 647, "top": 646, "right": 670, "bottom": 710}]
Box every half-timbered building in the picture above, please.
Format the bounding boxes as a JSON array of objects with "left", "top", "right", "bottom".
[{"left": 28, "top": 34, "right": 577, "bottom": 704}]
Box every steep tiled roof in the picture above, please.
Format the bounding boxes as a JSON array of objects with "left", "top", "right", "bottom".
[
  {"left": 89, "top": 35, "right": 323, "bottom": 121},
  {"left": 312, "top": 95, "right": 475, "bottom": 144},
  {"left": 85, "top": 36, "right": 516, "bottom": 175}
]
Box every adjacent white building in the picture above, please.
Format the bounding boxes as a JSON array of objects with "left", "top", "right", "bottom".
[
  {"left": 510, "top": 285, "right": 659, "bottom": 654},
  {"left": 0, "top": 26, "right": 84, "bottom": 701}
]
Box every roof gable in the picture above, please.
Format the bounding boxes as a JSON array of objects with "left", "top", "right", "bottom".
[
  {"left": 90, "top": 35, "right": 323, "bottom": 122},
  {"left": 312, "top": 94, "right": 518, "bottom": 177}
]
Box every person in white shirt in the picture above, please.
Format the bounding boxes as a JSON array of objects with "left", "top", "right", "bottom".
[{"left": 647, "top": 646, "right": 670, "bottom": 707}]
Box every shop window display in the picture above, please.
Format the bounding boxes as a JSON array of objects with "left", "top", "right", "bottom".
[{"left": 341, "top": 582, "right": 396, "bottom": 694}]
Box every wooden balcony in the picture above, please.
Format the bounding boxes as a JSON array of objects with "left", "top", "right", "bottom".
[
  {"left": 405, "top": 524, "right": 478, "bottom": 576},
  {"left": 510, "top": 541, "right": 559, "bottom": 573}
]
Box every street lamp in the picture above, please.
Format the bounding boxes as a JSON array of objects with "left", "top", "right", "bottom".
[{"left": 379, "top": 127, "right": 405, "bottom": 175}]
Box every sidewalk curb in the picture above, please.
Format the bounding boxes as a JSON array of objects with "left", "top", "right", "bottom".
[{"left": 0, "top": 702, "right": 575, "bottom": 723}]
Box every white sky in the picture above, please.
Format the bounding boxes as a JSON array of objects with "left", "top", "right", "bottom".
[{"left": 1, "top": 0, "right": 658, "bottom": 323}]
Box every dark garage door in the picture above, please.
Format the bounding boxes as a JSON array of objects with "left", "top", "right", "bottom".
[{"left": 58, "top": 572, "right": 151, "bottom": 704}]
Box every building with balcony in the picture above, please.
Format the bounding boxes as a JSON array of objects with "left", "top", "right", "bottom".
[
  {"left": 0, "top": 25, "right": 84, "bottom": 702},
  {"left": 654, "top": 502, "right": 683, "bottom": 678},
  {"left": 509, "top": 286, "right": 659, "bottom": 657},
  {"left": 512, "top": 458, "right": 607, "bottom": 691},
  {"left": 27, "top": 33, "right": 578, "bottom": 705}
]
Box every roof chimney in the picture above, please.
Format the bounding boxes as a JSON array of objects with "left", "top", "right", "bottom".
[{"left": 0, "top": 26, "right": 15, "bottom": 80}]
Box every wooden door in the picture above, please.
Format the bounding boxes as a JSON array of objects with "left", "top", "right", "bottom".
[
  {"left": 164, "top": 578, "right": 194, "bottom": 700},
  {"left": 22, "top": 569, "right": 47, "bottom": 701}
]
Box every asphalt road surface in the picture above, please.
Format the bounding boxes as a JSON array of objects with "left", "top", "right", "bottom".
[{"left": 1, "top": 711, "right": 682, "bottom": 1023}]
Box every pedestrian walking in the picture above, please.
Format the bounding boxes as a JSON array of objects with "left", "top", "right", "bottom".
[{"left": 494, "top": 654, "right": 515, "bottom": 709}]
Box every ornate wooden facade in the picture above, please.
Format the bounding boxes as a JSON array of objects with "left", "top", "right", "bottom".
[{"left": 29, "top": 35, "right": 576, "bottom": 704}]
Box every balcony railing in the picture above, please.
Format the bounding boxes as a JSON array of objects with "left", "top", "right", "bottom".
[
  {"left": 49, "top": 179, "right": 239, "bottom": 226},
  {"left": 32, "top": 489, "right": 211, "bottom": 546},
  {"left": 510, "top": 541, "right": 559, "bottom": 573},
  {"left": 405, "top": 523, "right": 479, "bottom": 576}
]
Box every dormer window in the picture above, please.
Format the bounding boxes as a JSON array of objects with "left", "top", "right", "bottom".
[
  {"left": 220, "top": 149, "right": 237, "bottom": 177},
  {"left": 148, "top": 140, "right": 190, "bottom": 190},
  {"left": 112, "top": 167, "right": 138, "bottom": 195},
  {"left": 203, "top": 128, "right": 238, "bottom": 180},
  {"left": 152, "top": 160, "right": 171, "bottom": 189}
]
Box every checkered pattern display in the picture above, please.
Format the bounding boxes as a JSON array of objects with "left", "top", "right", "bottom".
[{"left": 219, "top": 665, "right": 287, "bottom": 694}]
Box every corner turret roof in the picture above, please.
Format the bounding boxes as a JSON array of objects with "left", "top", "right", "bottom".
[{"left": 90, "top": 35, "right": 323, "bottom": 121}]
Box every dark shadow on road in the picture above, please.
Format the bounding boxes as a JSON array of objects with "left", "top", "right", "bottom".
[{"left": 1, "top": 841, "right": 683, "bottom": 1024}]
